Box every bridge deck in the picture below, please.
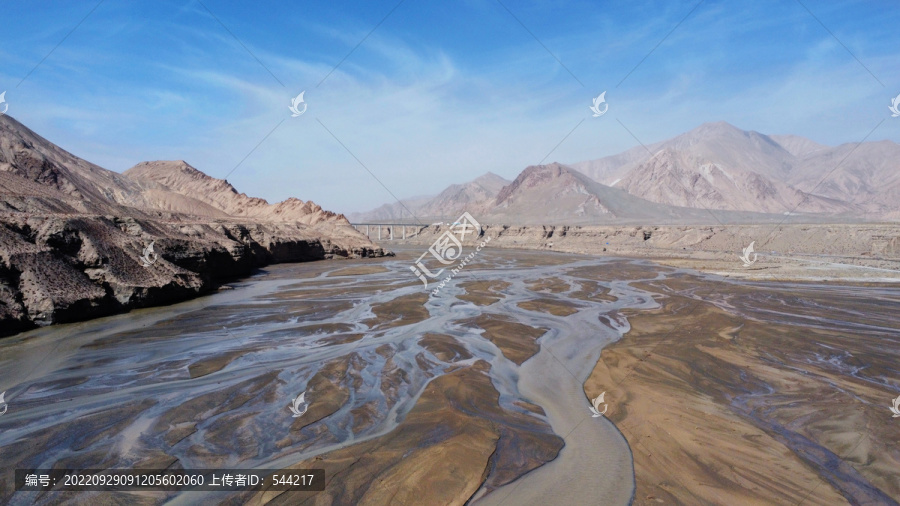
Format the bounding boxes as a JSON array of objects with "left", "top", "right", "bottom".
[{"left": 349, "top": 223, "right": 432, "bottom": 241}]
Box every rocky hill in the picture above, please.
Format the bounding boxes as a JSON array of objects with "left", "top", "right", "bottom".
[
  {"left": 124, "top": 161, "right": 346, "bottom": 225},
  {"left": 785, "top": 140, "right": 900, "bottom": 216},
  {"left": 482, "top": 162, "right": 778, "bottom": 225},
  {"left": 570, "top": 121, "right": 897, "bottom": 218},
  {"left": 348, "top": 172, "right": 511, "bottom": 223},
  {"left": 614, "top": 148, "right": 851, "bottom": 214},
  {"left": 0, "top": 115, "right": 388, "bottom": 336}
]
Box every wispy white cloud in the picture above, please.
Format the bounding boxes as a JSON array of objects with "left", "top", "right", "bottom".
[{"left": 2, "top": 0, "right": 898, "bottom": 214}]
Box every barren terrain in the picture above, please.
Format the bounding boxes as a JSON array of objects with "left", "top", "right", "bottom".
[{"left": 392, "top": 222, "right": 900, "bottom": 282}]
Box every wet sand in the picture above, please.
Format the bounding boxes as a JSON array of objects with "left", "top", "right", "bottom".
[
  {"left": 584, "top": 273, "right": 900, "bottom": 504},
  {"left": 0, "top": 248, "right": 641, "bottom": 505}
]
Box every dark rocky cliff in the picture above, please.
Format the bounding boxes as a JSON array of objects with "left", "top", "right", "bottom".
[{"left": 0, "top": 214, "right": 390, "bottom": 336}]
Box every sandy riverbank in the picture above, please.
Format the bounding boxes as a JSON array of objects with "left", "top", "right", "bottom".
[{"left": 583, "top": 273, "right": 900, "bottom": 504}]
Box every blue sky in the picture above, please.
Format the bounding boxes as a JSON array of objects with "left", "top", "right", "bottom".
[{"left": 1, "top": 0, "right": 898, "bottom": 213}]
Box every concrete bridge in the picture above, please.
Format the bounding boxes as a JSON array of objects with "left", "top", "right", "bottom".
[{"left": 350, "top": 223, "right": 430, "bottom": 241}]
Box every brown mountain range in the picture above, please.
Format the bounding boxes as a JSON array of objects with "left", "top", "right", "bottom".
[
  {"left": 481, "top": 162, "right": 780, "bottom": 225},
  {"left": 571, "top": 121, "right": 898, "bottom": 218},
  {"left": 353, "top": 122, "right": 897, "bottom": 225}
]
